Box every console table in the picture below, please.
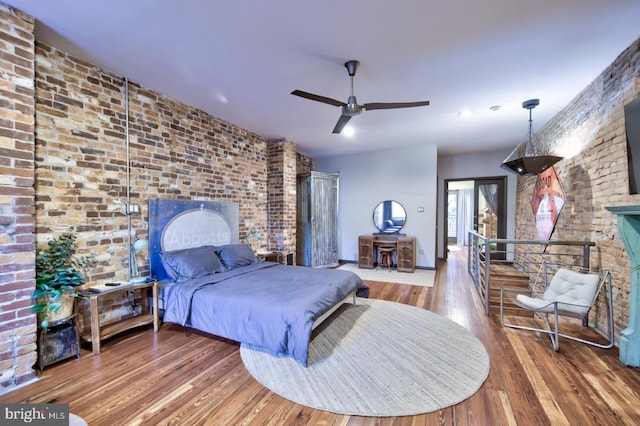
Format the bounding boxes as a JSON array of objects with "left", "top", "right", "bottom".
[{"left": 358, "top": 235, "right": 416, "bottom": 272}]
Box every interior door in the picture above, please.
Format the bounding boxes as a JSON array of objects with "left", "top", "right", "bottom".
[{"left": 474, "top": 177, "right": 506, "bottom": 260}]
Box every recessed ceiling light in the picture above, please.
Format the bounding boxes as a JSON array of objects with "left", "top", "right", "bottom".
[
  {"left": 489, "top": 105, "right": 502, "bottom": 112},
  {"left": 343, "top": 126, "right": 355, "bottom": 137},
  {"left": 458, "top": 109, "right": 472, "bottom": 117}
]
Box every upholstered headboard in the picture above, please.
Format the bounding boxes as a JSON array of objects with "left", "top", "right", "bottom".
[{"left": 148, "top": 198, "right": 239, "bottom": 281}]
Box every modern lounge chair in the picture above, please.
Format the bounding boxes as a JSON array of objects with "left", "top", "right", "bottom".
[{"left": 500, "top": 264, "right": 614, "bottom": 351}]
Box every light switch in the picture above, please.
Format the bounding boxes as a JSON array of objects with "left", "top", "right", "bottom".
[{"left": 126, "top": 203, "right": 140, "bottom": 215}]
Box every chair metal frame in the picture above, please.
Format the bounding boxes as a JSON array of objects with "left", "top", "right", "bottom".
[{"left": 500, "top": 262, "right": 614, "bottom": 351}]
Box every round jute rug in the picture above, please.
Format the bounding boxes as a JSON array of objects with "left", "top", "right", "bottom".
[{"left": 240, "top": 298, "right": 490, "bottom": 417}]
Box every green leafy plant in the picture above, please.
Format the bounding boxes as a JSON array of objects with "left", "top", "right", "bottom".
[{"left": 31, "top": 228, "right": 90, "bottom": 329}]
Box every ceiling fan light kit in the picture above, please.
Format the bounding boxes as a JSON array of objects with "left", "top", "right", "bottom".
[
  {"left": 291, "top": 60, "right": 430, "bottom": 134},
  {"left": 500, "top": 99, "right": 563, "bottom": 176}
]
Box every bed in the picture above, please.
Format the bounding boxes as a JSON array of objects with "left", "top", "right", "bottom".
[{"left": 148, "top": 198, "right": 368, "bottom": 366}]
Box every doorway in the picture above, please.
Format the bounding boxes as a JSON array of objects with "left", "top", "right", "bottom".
[{"left": 444, "top": 177, "right": 507, "bottom": 260}]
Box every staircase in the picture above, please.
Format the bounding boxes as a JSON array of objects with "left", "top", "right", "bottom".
[{"left": 480, "top": 263, "right": 533, "bottom": 316}]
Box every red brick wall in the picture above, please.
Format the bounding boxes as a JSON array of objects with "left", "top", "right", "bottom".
[
  {"left": 34, "top": 43, "right": 273, "bottom": 278},
  {"left": 0, "top": 3, "right": 38, "bottom": 391},
  {"left": 513, "top": 37, "right": 640, "bottom": 338}
]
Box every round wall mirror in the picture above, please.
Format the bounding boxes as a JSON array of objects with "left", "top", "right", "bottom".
[{"left": 373, "top": 200, "right": 406, "bottom": 233}]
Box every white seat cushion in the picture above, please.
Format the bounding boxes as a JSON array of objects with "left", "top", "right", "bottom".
[
  {"left": 516, "top": 294, "right": 554, "bottom": 312},
  {"left": 516, "top": 268, "right": 599, "bottom": 317}
]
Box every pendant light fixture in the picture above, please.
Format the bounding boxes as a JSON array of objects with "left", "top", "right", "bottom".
[{"left": 500, "top": 99, "right": 563, "bottom": 176}]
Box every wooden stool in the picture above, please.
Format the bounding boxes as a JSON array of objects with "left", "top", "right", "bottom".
[{"left": 378, "top": 246, "right": 395, "bottom": 271}]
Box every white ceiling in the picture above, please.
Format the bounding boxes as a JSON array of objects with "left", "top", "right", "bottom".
[{"left": 7, "top": 0, "right": 640, "bottom": 158}]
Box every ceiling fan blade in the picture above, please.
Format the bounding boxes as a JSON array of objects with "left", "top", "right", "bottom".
[
  {"left": 332, "top": 114, "right": 352, "bottom": 134},
  {"left": 363, "top": 101, "right": 430, "bottom": 110},
  {"left": 291, "top": 90, "right": 346, "bottom": 107}
]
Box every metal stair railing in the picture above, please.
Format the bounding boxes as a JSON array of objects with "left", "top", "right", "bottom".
[{"left": 467, "top": 231, "right": 596, "bottom": 316}]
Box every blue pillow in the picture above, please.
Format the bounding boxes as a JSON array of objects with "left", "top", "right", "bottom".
[
  {"left": 160, "top": 246, "right": 225, "bottom": 282},
  {"left": 217, "top": 244, "right": 257, "bottom": 269}
]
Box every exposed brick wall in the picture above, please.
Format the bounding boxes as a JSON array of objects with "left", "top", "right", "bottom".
[
  {"left": 0, "top": 3, "right": 37, "bottom": 392},
  {"left": 513, "top": 37, "right": 640, "bottom": 339},
  {"left": 34, "top": 43, "right": 272, "bottom": 269}
]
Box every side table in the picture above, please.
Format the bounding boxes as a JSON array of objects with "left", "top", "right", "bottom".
[
  {"left": 256, "top": 251, "right": 294, "bottom": 264},
  {"left": 256, "top": 251, "right": 280, "bottom": 263},
  {"left": 80, "top": 280, "right": 159, "bottom": 355}
]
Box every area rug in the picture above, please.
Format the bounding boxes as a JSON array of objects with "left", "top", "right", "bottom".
[
  {"left": 336, "top": 262, "right": 435, "bottom": 287},
  {"left": 240, "top": 298, "right": 490, "bottom": 417}
]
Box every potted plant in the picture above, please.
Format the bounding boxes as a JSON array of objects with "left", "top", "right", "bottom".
[{"left": 32, "top": 228, "right": 90, "bottom": 329}]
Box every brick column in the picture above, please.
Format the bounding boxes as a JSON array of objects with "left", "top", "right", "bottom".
[
  {"left": 267, "top": 139, "right": 298, "bottom": 260},
  {"left": 0, "top": 3, "right": 37, "bottom": 390}
]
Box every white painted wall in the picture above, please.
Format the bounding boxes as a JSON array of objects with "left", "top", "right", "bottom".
[
  {"left": 314, "top": 145, "right": 438, "bottom": 268},
  {"left": 437, "top": 149, "right": 517, "bottom": 259}
]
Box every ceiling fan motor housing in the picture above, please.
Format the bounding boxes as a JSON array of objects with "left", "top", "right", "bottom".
[{"left": 344, "top": 95, "right": 362, "bottom": 116}]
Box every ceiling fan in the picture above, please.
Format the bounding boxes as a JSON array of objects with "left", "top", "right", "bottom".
[{"left": 291, "top": 60, "right": 430, "bottom": 134}]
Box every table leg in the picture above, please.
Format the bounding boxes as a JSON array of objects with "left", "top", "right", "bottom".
[
  {"left": 152, "top": 282, "right": 159, "bottom": 332},
  {"left": 141, "top": 288, "right": 148, "bottom": 318},
  {"left": 89, "top": 295, "right": 100, "bottom": 355}
]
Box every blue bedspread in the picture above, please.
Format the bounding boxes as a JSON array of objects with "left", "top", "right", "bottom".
[{"left": 162, "top": 262, "right": 365, "bottom": 366}]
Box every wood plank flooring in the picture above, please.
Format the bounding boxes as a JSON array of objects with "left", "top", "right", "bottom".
[{"left": 2, "top": 250, "right": 639, "bottom": 425}]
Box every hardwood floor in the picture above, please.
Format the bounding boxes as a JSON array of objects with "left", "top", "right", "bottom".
[{"left": 2, "top": 250, "right": 639, "bottom": 425}]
